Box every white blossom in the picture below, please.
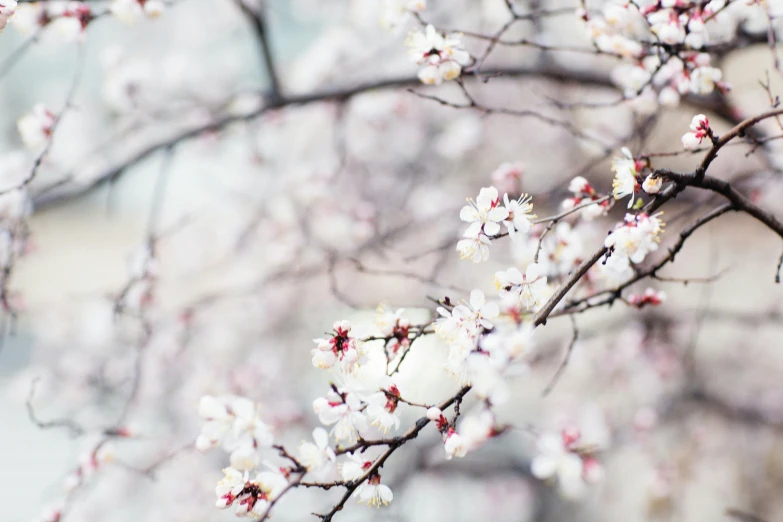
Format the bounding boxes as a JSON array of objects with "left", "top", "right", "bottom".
[
  {"left": 313, "top": 392, "right": 368, "bottom": 445},
  {"left": 443, "top": 429, "right": 467, "bottom": 460},
  {"left": 611, "top": 147, "right": 639, "bottom": 208},
  {"left": 460, "top": 186, "right": 509, "bottom": 238},
  {"left": 502, "top": 193, "right": 535, "bottom": 240},
  {"left": 17, "top": 104, "right": 55, "bottom": 150},
  {"left": 604, "top": 212, "right": 665, "bottom": 271},
  {"left": 531, "top": 433, "right": 589, "bottom": 499},
  {"left": 298, "top": 427, "right": 336, "bottom": 475},
  {"left": 0, "top": 0, "right": 16, "bottom": 33},
  {"left": 406, "top": 24, "right": 471, "bottom": 85}
]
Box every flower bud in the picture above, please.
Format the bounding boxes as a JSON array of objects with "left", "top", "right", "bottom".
[
  {"left": 426, "top": 407, "right": 442, "bottom": 422},
  {"left": 642, "top": 175, "right": 662, "bottom": 194}
]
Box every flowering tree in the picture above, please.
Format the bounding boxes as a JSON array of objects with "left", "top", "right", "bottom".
[{"left": 4, "top": 1, "right": 783, "bottom": 521}]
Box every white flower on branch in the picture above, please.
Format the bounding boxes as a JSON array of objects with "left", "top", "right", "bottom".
[
  {"left": 406, "top": 24, "right": 471, "bottom": 85},
  {"left": 312, "top": 320, "right": 360, "bottom": 370},
  {"left": 9, "top": 2, "right": 43, "bottom": 34},
  {"left": 435, "top": 289, "right": 498, "bottom": 344},
  {"left": 681, "top": 113, "right": 710, "bottom": 150},
  {"left": 216, "top": 467, "right": 247, "bottom": 509},
  {"left": 649, "top": 11, "right": 686, "bottom": 45},
  {"left": 365, "top": 388, "right": 401, "bottom": 433},
  {"left": 689, "top": 65, "right": 723, "bottom": 95},
  {"left": 313, "top": 391, "right": 368, "bottom": 446},
  {"left": 443, "top": 428, "right": 466, "bottom": 460},
  {"left": 339, "top": 456, "right": 394, "bottom": 507},
  {"left": 502, "top": 193, "right": 536, "bottom": 240},
  {"left": 604, "top": 212, "right": 665, "bottom": 272},
  {"left": 495, "top": 263, "right": 550, "bottom": 313},
  {"left": 357, "top": 474, "right": 394, "bottom": 507},
  {"left": 298, "top": 427, "right": 336, "bottom": 476},
  {"left": 531, "top": 429, "right": 602, "bottom": 500},
  {"left": 215, "top": 467, "right": 288, "bottom": 518},
  {"left": 17, "top": 104, "right": 55, "bottom": 150},
  {"left": 611, "top": 147, "right": 641, "bottom": 208},
  {"left": 456, "top": 233, "right": 491, "bottom": 263},
  {"left": 460, "top": 186, "right": 509, "bottom": 238},
  {"left": 196, "top": 395, "right": 274, "bottom": 469}
]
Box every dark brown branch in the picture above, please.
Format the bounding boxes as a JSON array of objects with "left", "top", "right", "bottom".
[
  {"left": 233, "top": 0, "right": 282, "bottom": 102},
  {"left": 316, "top": 386, "right": 471, "bottom": 521}
]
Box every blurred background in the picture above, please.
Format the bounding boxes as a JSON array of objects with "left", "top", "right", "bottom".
[{"left": 2, "top": 0, "right": 783, "bottom": 521}]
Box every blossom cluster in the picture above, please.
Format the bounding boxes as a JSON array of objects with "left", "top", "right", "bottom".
[
  {"left": 11, "top": 1, "right": 93, "bottom": 41},
  {"left": 9, "top": 0, "right": 163, "bottom": 41},
  {"left": 604, "top": 212, "right": 664, "bottom": 272},
  {"left": 586, "top": 1, "right": 735, "bottom": 112},
  {"left": 457, "top": 186, "right": 535, "bottom": 262},
  {"left": 406, "top": 24, "right": 471, "bottom": 85}
]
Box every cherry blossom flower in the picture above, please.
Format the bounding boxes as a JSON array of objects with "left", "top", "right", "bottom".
[
  {"left": 365, "top": 389, "right": 401, "bottom": 432},
  {"left": 196, "top": 395, "right": 234, "bottom": 451},
  {"left": 17, "top": 104, "right": 55, "bottom": 149},
  {"left": 216, "top": 467, "right": 247, "bottom": 509},
  {"left": 0, "top": 0, "right": 16, "bottom": 33},
  {"left": 196, "top": 395, "right": 274, "bottom": 469},
  {"left": 460, "top": 186, "right": 509, "bottom": 238},
  {"left": 604, "top": 212, "right": 665, "bottom": 271},
  {"left": 495, "top": 263, "right": 549, "bottom": 312},
  {"left": 427, "top": 406, "right": 448, "bottom": 429},
  {"left": 312, "top": 320, "right": 360, "bottom": 370},
  {"left": 434, "top": 289, "right": 498, "bottom": 341},
  {"left": 406, "top": 24, "right": 471, "bottom": 85},
  {"left": 502, "top": 193, "right": 535, "bottom": 240},
  {"left": 9, "top": 2, "right": 44, "bottom": 34},
  {"left": 357, "top": 474, "right": 394, "bottom": 507},
  {"left": 375, "top": 305, "right": 410, "bottom": 355},
  {"left": 531, "top": 432, "right": 589, "bottom": 499},
  {"left": 457, "top": 408, "right": 499, "bottom": 452},
  {"left": 466, "top": 351, "right": 509, "bottom": 404},
  {"left": 689, "top": 65, "right": 723, "bottom": 94},
  {"left": 611, "top": 147, "right": 641, "bottom": 208},
  {"left": 298, "top": 427, "right": 336, "bottom": 475},
  {"left": 481, "top": 322, "right": 535, "bottom": 364},
  {"left": 649, "top": 12, "right": 685, "bottom": 45},
  {"left": 443, "top": 428, "right": 466, "bottom": 459},
  {"left": 628, "top": 288, "right": 666, "bottom": 308},
  {"left": 681, "top": 114, "right": 710, "bottom": 150},
  {"left": 456, "top": 233, "right": 491, "bottom": 263},
  {"left": 340, "top": 454, "right": 372, "bottom": 482},
  {"left": 231, "top": 469, "right": 288, "bottom": 517},
  {"left": 313, "top": 391, "right": 368, "bottom": 445},
  {"left": 49, "top": 2, "right": 92, "bottom": 42},
  {"left": 568, "top": 176, "right": 593, "bottom": 196},
  {"left": 339, "top": 456, "right": 394, "bottom": 506}
]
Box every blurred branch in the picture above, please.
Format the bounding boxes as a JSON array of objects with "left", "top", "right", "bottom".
[
  {"left": 28, "top": 64, "right": 618, "bottom": 209},
  {"left": 233, "top": 0, "right": 282, "bottom": 101}
]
